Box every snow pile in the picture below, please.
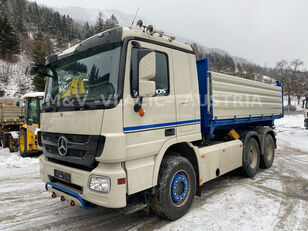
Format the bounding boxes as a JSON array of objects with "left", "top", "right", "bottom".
[
  {"left": 275, "top": 114, "right": 308, "bottom": 152},
  {"left": 275, "top": 114, "right": 305, "bottom": 129},
  {"left": 0, "top": 148, "right": 39, "bottom": 169}
]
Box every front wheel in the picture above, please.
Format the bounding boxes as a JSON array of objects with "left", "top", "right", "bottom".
[
  {"left": 150, "top": 154, "right": 196, "bottom": 220},
  {"left": 19, "top": 129, "right": 28, "bottom": 158}
]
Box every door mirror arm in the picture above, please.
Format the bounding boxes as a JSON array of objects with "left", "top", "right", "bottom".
[{"left": 134, "top": 96, "right": 143, "bottom": 112}]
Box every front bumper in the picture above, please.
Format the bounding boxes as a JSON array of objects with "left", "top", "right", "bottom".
[{"left": 40, "top": 155, "right": 127, "bottom": 208}]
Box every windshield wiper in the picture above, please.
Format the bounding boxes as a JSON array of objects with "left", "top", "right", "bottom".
[{"left": 42, "top": 103, "right": 58, "bottom": 112}]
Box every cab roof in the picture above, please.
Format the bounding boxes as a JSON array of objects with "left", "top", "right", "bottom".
[
  {"left": 47, "top": 27, "right": 193, "bottom": 65},
  {"left": 23, "top": 92, "right": 44, "bottom": 99}
]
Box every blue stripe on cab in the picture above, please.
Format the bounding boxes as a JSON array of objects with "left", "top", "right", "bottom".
[{"left": 123, "top": 119, "right": 201, "bottom": 132}]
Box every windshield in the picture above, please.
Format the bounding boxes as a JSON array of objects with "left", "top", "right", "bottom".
[{"left": 44, "top": 44, "right": 121, "bottom": 111}]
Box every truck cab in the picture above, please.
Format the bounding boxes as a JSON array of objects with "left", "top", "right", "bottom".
[{"left": 36, "top": 25, "right": 283, "bottom": 220}]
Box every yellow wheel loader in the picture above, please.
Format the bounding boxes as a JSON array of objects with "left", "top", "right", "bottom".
[{"left": 19, "top": 92, "right": 44, "bottom": 157}]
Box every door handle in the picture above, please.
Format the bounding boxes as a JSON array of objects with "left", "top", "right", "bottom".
[{"left": 165, "top": 128, "right": 175, "bottom": 137}]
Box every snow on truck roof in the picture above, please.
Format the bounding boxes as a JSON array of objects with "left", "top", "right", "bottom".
[{"left": 23, "top": 92, "right": 44, "bottom": 99}]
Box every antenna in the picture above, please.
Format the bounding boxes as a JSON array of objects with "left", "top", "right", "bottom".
[{"left": 130, "top": 7, "right": 140, "bottom": 29}]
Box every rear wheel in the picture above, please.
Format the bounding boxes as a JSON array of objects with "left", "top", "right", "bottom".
[
  {"left": 242, "top": 137, "right": 260, "bottom": 178},
  {"left": 150, "top": 154, "right": 196, "bottom": 220},
  {"left": 19, "top": 129, "right": 28, "bottom": 157},
  {"left": 260, "top": 134, "right": 275, "bottom": 169}
]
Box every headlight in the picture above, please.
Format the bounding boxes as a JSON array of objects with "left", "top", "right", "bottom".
[{"left": 89, "top": 176, "right": 111, "bottom": 193}]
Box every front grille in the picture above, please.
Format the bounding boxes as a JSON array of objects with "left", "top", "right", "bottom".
[
  {"left": 42, "top": 132, "right": 105, "bottom": 170},
  {"left": 45, "top": 145, "right": 86, "bottom": 158}
]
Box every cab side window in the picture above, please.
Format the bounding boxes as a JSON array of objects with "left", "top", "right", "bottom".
[{"left": 130, "top": 47, "right": 169, "bottom": 97}]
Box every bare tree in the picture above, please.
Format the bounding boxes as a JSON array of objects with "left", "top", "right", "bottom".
[
  {"left": 274, "top": 59, "right": 304, "bottom": 106},
  {"left": 293, "top": 71, "right": 308, "bottom": 104}
]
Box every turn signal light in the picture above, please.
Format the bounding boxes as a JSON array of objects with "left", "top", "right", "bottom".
[
  {"left": 117, "top": 178, "right": 126, "bottom": 185},
  {"left": 139, "top": 109, "right": 145, "bottom": 117},
  {"left": 60, "top": 196, "right": 65, "bottom": 201},
  {"left": 52, "top": 192, "right": 57, "bottom": 198},
  {"left": 71, "top": 201, "right": 76, "bottom": 206}
]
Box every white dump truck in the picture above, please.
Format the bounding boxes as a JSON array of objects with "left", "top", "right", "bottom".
[{"left": 30, "top": 22, "right": 283, "bottom": 220}]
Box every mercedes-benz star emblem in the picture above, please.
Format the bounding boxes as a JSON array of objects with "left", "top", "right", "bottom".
[{"left": 58, "top": 136, "right": 68, "bottom": 156}]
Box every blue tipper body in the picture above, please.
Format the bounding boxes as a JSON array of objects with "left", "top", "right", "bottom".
[{"left": 196, "top": 58, "right": 284, "bottom": 138}]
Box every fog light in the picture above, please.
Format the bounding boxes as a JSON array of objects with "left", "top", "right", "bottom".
[{"left": 89, "top": 176, "right": 111, "bottom": 193}]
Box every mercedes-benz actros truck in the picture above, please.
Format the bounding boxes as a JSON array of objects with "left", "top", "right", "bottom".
[{"left": 30, "top": 21, "right": 283, "bottom": 220}]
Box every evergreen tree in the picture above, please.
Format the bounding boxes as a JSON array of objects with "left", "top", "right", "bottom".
[
  {"left": 105, "top": 14, "right": 119, "bottom": 30},
  {"left": 31, "top": 31, "right": 53, "bottom": 91},
  {"left": 83, "top": 22, "right": 94, "bottom": 39},
  {"left": 11, "top": 0, "right": 26, "bottom": 32},
  {"left": 237, "top": 63, "right": 242, "bottom": 73},
  {"left": 0, "top": 15, "right": 20, "bottom": 60},
  {"left": 94, "top": 12, "right": 104, "bottom": 34}
]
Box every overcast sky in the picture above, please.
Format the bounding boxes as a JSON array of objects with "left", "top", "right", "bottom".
[{"left": 32, "top": 0, "right": 308, "bottom": 69}]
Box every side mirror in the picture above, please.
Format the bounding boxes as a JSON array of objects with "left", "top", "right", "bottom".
[
  {"left": 25, "top": 66, "right": 39, "bottom": 77},
  {"left": 137, "top": 50, "right": 156, "bottom": 97}
]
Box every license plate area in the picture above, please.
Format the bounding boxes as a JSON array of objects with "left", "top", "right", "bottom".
[{"left": 54, "top": 169, "right": 71, "bottom": 183}]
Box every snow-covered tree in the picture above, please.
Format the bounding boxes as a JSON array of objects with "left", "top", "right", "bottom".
[
  {"left": 94, "top": 12, "right": 105, "bottom": 34},
  {"left": 0, "top": 15, "right": 20, "bottom": 60}
]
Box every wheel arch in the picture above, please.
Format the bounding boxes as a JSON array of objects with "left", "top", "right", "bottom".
[
  {"left": 152, "top": 141, "right": 201, "bottom": 189},
  {"left": 238, "top": 130, "right": 262, "bottom": 155},
  {"left": 253, "top": 126, "right": 276, "bottom": 156}
]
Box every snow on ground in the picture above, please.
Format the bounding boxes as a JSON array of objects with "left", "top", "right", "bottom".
[
  {"left": 156, "top": 114, "right": 308, "bottom": 231},
  {"left": 0, "top": 114, "right": 307, "bottom": 231}
]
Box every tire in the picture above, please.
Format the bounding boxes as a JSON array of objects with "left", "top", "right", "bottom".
[
  {"left": 242, "top": 137, "right": 260, "bottom": 178},
  {"left": 150, "top": 154, "right": 196, "bottom": 220},
  {"left": 8, "top": 135, "right": 15, "bottom": 153},
  {"left": 19, "top": 129, "right": 28, "bottom": 158},
  {"left": 260, "top": 134, "right": 275, "bottom": 169}
]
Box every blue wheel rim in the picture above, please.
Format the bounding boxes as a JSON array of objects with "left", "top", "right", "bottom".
[{"left": 170, "top": 172, "right": 189, "bottom": 204}]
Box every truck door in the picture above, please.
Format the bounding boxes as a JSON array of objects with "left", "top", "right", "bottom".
[
  {"left": 123, "top": 40, "right": 176, "bottom": 161},
  {"left": 172, "top": 50, "right": 201, "bottom": 140}
]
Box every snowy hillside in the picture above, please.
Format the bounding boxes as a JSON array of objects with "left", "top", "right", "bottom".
[
  {"left": 0, "top": 56, "right": 32, "bottom": 98},
  {"left": 51, "top": 6, "right": 249, "bottom": 65}
]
